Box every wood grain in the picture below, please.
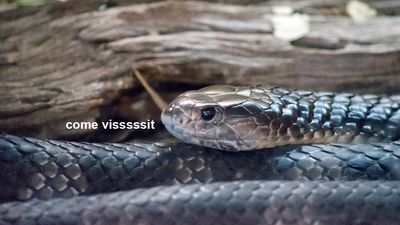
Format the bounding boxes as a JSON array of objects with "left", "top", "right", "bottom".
[{"left": 1, "top": 0, "right": 399, "bottom": 140}]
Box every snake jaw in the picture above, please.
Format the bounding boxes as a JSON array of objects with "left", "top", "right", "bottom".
[
  {"left": 161, "top": 89, "right": 260, "bottom": 151},
  {"left": 161, "top": 85, "right": 278, "bottom": 151},
  {"left": 161, "top": 86, "right": 270, "bottom": 151},
  {"left": 161, "top": 97, "right": 195, "bottom": 143}
]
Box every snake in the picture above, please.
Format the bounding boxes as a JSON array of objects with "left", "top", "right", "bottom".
[{"left": 1, "top": 85, "right": 400, "bottom": 225}]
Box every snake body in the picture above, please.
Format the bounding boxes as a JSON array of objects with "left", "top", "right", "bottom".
[{"left": 1, "top": 85, "right": 400, "bottom": 225}]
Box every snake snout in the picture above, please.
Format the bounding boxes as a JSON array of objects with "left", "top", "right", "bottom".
[
  {"left": 161, "top": 108, "right": 172, "bottom": 128},
  {"left": 161, "top": 97, "right": 196, "bottom": 143}
]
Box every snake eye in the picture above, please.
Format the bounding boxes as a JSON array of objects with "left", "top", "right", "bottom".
[{"left": 201, "top": 107, "right": 216, "bottom": 121}]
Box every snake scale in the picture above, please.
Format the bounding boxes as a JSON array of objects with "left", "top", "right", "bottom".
[{"left": 1, "top": 85, "right": 400, "bottom": 225}]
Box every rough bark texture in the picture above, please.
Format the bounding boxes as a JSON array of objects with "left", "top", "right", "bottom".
[{"left": 1, "top": 0, "right": 400, "bottom": 141}]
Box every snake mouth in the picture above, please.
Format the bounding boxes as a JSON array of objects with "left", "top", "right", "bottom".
[
  {"left": 161, "top": 109, "right": 198, "bottom": 144},
  {"left": 161, "top": 108, "right": 209, "bottom": 147},
  {"left": 161, "top": 110, "right": 254, "bottom": 151},
  {"left": 161, "top": 109, "right": 191, "bottom": 141}
]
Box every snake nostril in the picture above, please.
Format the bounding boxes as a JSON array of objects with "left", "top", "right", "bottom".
[{"left": 179, "top": 118, "right": 183, "bottom": 124}]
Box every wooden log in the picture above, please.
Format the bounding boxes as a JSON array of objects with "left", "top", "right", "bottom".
[{"left": 1, "top": 1, "right": 399, "bottom": 140}]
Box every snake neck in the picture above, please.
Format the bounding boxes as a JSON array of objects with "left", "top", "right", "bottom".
[{"left": 251, "top": 87, "right": 400, "bottom": 149}]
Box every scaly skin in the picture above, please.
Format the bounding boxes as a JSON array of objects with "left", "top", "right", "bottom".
[
  {"left": 1, "top": 135, "right": 400, "bottom": 202},
  {"left": 161, "top": 85, "right": 400, "bottom": 150},
  {"left": 1, "top": 181, "right": 400, "bottom": 225},
  {"left": 0, "top": 135, "right": 400, "bottom": 224},
  {"left": 1, "top": 85, "right": 400, "bottom": 225}
]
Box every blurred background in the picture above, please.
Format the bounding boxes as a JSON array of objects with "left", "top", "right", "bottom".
[{"left": 1, "top": 0, "right": 399, "bottom": 142}]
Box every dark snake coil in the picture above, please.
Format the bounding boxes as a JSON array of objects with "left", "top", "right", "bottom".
[{"left": 1, "top": 85, "right": 400, "bottom": 225}]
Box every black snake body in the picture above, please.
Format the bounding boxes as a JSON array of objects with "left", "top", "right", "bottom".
[{"left": 1, "top": 85, "right": 400, "bottom": 225}]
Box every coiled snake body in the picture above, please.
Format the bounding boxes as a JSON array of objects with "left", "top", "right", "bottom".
[{"left": 1, "top": 85, "right": 400, "bottom": 225}]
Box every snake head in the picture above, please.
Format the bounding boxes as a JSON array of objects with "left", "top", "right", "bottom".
[{"left": 161, "top": 85, "right": 289, "bottom": 151}]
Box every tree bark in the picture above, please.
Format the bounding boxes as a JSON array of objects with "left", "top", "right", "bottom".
[{"left": 1, "top": 0, "right": 399, "bottom": 141}]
